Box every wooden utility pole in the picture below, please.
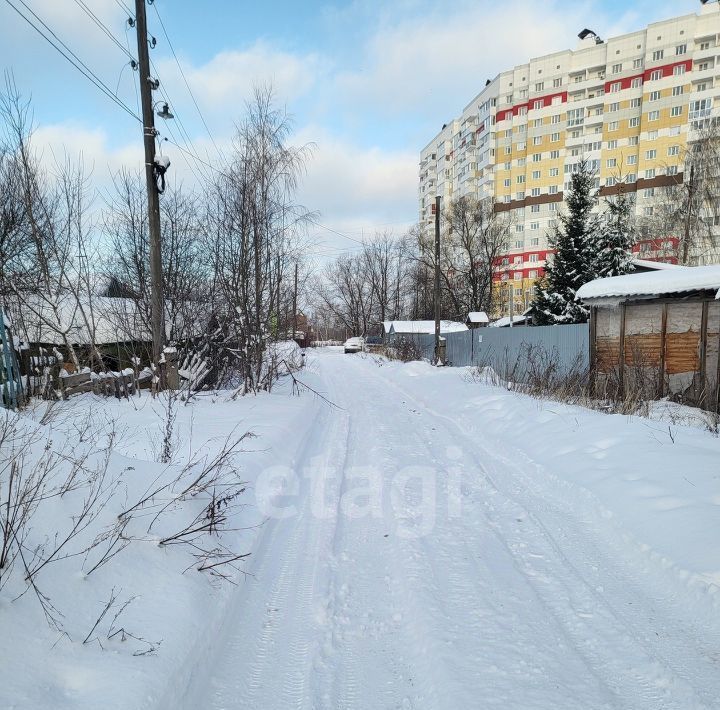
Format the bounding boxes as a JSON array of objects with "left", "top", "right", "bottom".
[
  {"left": 134, "top": 0, "right": 164, "bottom": 368},
  {"left": 682, "top": 163, "right": 696, "bottom": 265},
  {"left": 433, "top": 196, "right": 442, "bottom": 364}
]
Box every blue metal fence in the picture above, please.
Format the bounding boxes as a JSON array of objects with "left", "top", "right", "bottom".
[{"left": 389, "top": 324, "right": 589, "bottom": 380}]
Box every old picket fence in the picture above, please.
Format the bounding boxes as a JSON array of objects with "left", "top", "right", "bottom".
[{"left": 389, "top": 323, "right": 590, "bottom": 381}]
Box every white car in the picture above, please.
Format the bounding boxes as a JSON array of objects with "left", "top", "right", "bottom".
[{"left": 343, "top": 337, "right": 364, "bottom": 354}]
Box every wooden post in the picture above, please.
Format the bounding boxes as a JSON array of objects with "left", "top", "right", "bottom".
[
  {"left": 589, "top": 306, "right": 597, "bottom": 396},
  {"left": 699, "top": 300, "right": 709, "bottom": 409},
  {"left": 659, "top": 303, "right": 668, "bottom": 398},
  {"left": 618, "top": 303, "right": 626, "bottom": 400}
]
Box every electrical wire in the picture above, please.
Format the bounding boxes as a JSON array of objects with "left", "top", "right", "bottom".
[
  {"left": 3, "top": 0, "right": 141, "bottom": 122},
  {"left": 71, "top": 0, "right": 136, "bottom": 62},
  {"left": 151, "top": 2, "right": 221, "bottom": 159}
]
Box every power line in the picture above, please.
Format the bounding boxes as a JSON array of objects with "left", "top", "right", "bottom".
[
  {"left": 71, "top": 0, "right": 136, "bottom": 62},
  {"left": 3, "top": 0, "right": 140, "bottom": 122},
  {"left": 151, "top": 2, "right": 221, "bottom": 158}
]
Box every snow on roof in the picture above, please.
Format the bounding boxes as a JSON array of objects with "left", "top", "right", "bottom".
[
  {"left": 577, "top": 264, "right": 720, "bottom": 302},
  {"left": 630, "top": 258, "right": 683, "bottom": 272},
  {"left": 388, "top": 320, "right": 468, "bottom": 335},
  {"left": 382, "top": 321, "right": 394, "bottom": 334},
  {"left": 490, "top": 315, "right": 528, "bottom": 328},
  {"left": 467, "top": 311, "right": 489, "bottom": 323}
]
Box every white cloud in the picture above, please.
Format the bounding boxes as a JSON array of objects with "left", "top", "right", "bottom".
[
  {"left": 156, "top": 41, "right": 327, "bottom": 114},
  {"left": 293, "top": 127, "right": 417, "bottom": 247},
  {"left": 31, "top": 123, "right": 142, "bottom": 179}
]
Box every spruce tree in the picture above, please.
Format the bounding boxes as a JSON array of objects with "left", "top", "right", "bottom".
[
  {"left": 592, "top": 187, "right": 635, "bottom": 279},
  {"left": 530, "top": 160, "right": 599, "bottom": 325}
]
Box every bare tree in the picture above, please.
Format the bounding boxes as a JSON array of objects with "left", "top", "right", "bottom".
[{"left": 644, "top": 119, "right": 720, "bottom": 264}]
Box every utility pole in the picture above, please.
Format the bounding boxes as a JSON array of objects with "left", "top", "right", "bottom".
[
  {"left": 433, "top": 196, "right": 442, "bottom": 365},
  {"left": 134, "top": 0, "right": 164, "bottom": 369},
  {"left": 682, "top": 163, "right": 695, "bottom": 265},
  {"left": 508, "top": 283, "right": 513, "bottom": 327}
]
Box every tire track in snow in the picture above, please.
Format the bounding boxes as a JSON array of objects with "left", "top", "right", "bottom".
[{"left": 379, "top": 365, "right": 717, "bottom": 709}]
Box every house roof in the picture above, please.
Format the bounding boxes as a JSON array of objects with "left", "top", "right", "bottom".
[
  {"left": 387, "top": 320, "right": 468, "bottom": 335},
  {"left": 576, "top": 264, "right": 720, "bottom": 302},
  {"left": 630, "top": 258, "right": 683, "bottom": 272},
  {"left": 490, "top": 314, "right": 528, "bottom": 328},
  {"left": 466, "top": 311, "right": 489, "bottom": 323}
]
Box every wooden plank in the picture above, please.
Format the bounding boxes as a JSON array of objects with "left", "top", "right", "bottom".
[
  {"left": 659, "top": 303, "right": 668, "bottom": 398},
  {"left": 589, "top": 306, "right": 597, "bottom": 394},
  {"left": 618, "top": 303, "right": 626, "bottom": 399},
  {"left": 699, "top": 301, "right": 709, "bottom": 409}
]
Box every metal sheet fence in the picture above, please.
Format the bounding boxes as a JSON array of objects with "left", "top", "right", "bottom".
[{"left": 389, "top": 324, "right": 589, "bottom": 381}]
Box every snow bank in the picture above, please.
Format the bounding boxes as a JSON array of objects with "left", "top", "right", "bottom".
[
  {"left": 0, "top": 370, "right": 321, "bottom": 710},
  {"left": 374, "top": 360, "right": 720, "bottom": 599}
]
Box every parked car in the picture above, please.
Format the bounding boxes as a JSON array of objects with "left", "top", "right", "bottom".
[
  {"left": 343, "top": 337, "right": 364, "bottom": 354},
  {"left": 364, "top": 335, "right": 383, "bottom": 345}
]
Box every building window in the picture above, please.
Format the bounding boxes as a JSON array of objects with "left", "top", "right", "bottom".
[
  {"left": 650, "top": 70, "right": 662, "bottom": 81},
  {"left": 608, "top": 121, "right": 619, "bottom": 131},
  {"left": 645, "top": 149, "right": 656, "bottom": 159},
  {"left": 530, "top": 222, "right": 539, "bottom": 230},
  {"left": 667, "top": 165, "right": 678, "bottom": 175},
  {"left": 671, "top": 105, "right": 682, "bottom": 117},
  {"left": 549, "top": 167, "right": 559, "bottom": 176},
  {"left": 607, "top": 158, "right": 617, "bottom": 168},
  {"left": 553, "top": 77, "right": 562, "bottom": 88},
  {"left": 612, "top": 63, "right": 622, "bottom": 74},
  {"left": 633, "top": 58, "right": 643, "bottom": 69},
  {"left": 609, "top": 101, "right": 620, "bottom": 112},
  {"left": 631, "top": 77, "right": 643, "bottom": 88},
  {"left": 674, "top": 64, "right": 686, "bottom": 76},
  {"left": 627, "top": 154, "right": 637, "bottom": 165},
  {"left": 533, "top": 136, "right": 542, "bottom": 145},
  {"left": 649, "top": 90, "right": 661, "bottom": 101},
  {"left": 551, "top": 132, "right": 560, "bottom": 142},
  {"left": 645, "top": 168, "right": 656, "bottom": 179},
  {"left": 531, "top": 187, "right": 541, "bottom": 197},
  {"left": 551, "top": 114, "right": 561, "bottom": 124},
  {"left": 668, "top": 145, "right": 680, "bottom": 156},
  {"left": 629, "top": 136, "right": 639, "bottom": 145},
  {"left": 531, "top": 204, "right": 540, "bottom": 212},
  {"left": 535, "top": 82, "right": 544, "bottom": 92},
  {"left": 676, "top": 44, "right": 687, "bottom": 55},
  {"left": 532, "top": 153, "right": 542, "bottom": 162},
  {"left": 548, "top": 185, "right": 558, "bottom": 194},
  {"left": 630, "top": 97, "right": 641, "bottom": 108},
  {"left": 652, "top": 49, "right": 664, "bottom": 61},
  {"left": 550, "top": 150, "right": 560, "bottom": 159},
  {"left": 643, "top": 187, "right": 655, "bottom": 197},
  {"left": 530, "top": 237, "right": 540, "bottom": 246},
  {"left": 515, "top": 224, "right": 524, "bottom": 232},
  {"left": 516, "top": 175, "right": 525, "bottom": 184},
  {"left": 648, "top": 110, "right": 660, "bottom": 121},
  {"left": 607, "top": 139, "right": 618, "bottom": 149},
  {"left": 504, "top": 178, "right": 511, "bottom": 187},
  {"left": 610, "top": 82, "right": 621, "bottom": 93},
  {"left": 532, "top": 170, "right": 541, "bottom": 179},
  {"left": 672, "top": 86, "right": 684, "bottom": 97}
]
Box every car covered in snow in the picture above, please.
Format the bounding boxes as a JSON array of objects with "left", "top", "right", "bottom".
[{"left": 343, "top": 337, "right": 364, "bottom": 354}]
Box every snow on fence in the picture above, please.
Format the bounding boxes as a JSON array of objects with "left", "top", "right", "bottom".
[{"left": 391, "top": 324, "right": 590, "bottom": 380}]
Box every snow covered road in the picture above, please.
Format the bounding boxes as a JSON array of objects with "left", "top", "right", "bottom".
[{"left": 176, "top": 349, "right": 720, "bottom": 710}]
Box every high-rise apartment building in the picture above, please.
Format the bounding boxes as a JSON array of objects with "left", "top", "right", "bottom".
[{"left": 418, "top": 3, "right": 720, "bottom": 315}]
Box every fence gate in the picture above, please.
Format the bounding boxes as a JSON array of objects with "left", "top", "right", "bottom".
[{"left": 1, "top": 312, "right": 24, "bottom": 410}]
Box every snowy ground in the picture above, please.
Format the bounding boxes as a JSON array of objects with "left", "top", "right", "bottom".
[{"left": 2, "top": 347, "right": 720, "bottom": 709}]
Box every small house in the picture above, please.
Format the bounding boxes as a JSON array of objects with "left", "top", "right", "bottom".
[
  {"left": 385, "top": 320, "right": 468, "bottom": 339},
  {"left": 577, "top": 265, "right": 720, "bottom": 411},
  {"left": 466, "top": 312, "right": 489, "bottom": 329}
]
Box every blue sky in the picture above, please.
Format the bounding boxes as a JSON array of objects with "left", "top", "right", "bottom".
[{"left": 0, "top": 0, "right": 703, "bottom": 254}]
